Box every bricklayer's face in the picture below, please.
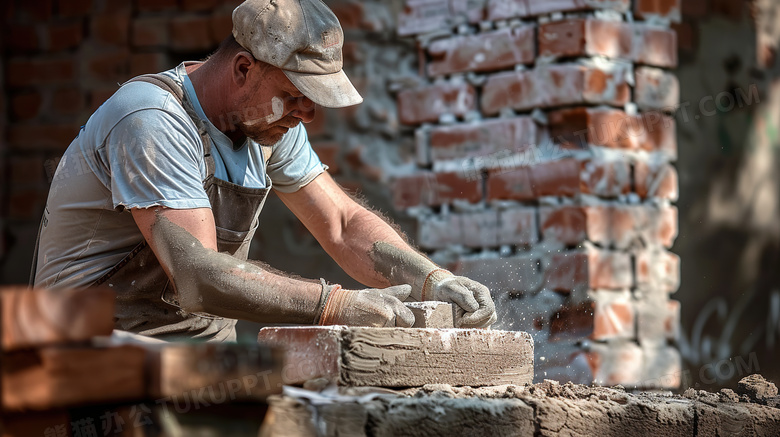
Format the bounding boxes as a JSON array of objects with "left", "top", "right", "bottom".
[{"left": 232, "top": 59, "right": 316, "bottom": 146}]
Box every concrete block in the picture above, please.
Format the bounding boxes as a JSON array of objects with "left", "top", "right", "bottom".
[{"left": 257, "top": 326, "right": 534, "bottom": 387}]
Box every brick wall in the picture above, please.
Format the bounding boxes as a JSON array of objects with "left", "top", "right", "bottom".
[
  {"left": 393, "top": 0, "right": 681, "bottom": 389},
  {"left": 1, "top": 0, "right": 682, "bottom": 388}
]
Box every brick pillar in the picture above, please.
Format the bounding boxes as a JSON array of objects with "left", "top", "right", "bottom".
[{"left": 394, "top": 0, "right": 682, "bottom": 389}]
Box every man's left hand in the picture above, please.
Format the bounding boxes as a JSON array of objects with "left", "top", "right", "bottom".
[{"left": 424, "top": 271, "right": 497, "bottom": 328}]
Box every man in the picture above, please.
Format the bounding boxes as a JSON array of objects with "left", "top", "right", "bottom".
[{"left": 33, "top": 0, "right": 496, "bottom": 341}]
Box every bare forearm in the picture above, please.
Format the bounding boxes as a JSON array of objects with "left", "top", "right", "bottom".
[
  {"left": 331, "top": 209, "right": 439, "bottom": 301},
  {"left": 150, "top": 216, "right": 322, "bottom": 323}
]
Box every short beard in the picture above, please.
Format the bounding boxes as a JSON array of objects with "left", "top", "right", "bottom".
[{"left": 237, "top": 119, "right": 299, "bottom": 146}]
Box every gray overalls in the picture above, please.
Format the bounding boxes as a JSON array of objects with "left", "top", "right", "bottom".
[{"left": 34, "top": 68, "right": 273, "bottom": 342}]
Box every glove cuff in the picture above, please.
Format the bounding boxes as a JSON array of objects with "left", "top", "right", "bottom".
[
  {"left": 319, "top": 284, "right": 349, "bottom": 326},
  {"left": 314, "top": 279, "right": 342, "bottom": 324},
  {"left": 421, "top": 268, "right": 453, "bottom": 301}
]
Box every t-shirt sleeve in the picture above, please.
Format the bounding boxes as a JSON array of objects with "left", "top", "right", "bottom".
[
  {"left": 265, "top": 123, "right": 327, "bottom": 193},
  {"left": 101, "top": 109, "right": 211, "bottom": 211}
]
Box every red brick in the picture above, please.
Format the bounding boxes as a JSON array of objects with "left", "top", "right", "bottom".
[
  {"left": 634, "top": 161, "right": 678, "bottom": 200},
  {"left": 14, "top": 1, "right": 53, "bottom": 22},
  {"left": 545, "top": 247, "right": 633, "bottom": 292},
  {"left": 459, "top": 210, "right": 499, "bottom": 247},
  {"left": 486, "top": 166, "right": 535, "bottom": 201},
  {"left": 85, "top": 49, "right": 131, "bottom": 82},
  {"left": 497, "top": 207, "right": 537, "bottom": 246},
  {"left": 427, "top": 26, "right": 535, "bottom": 77},
  {"left": 8, "top": 124, "right": 79, "bottom": 151},
  {"left": 585, "top": 341, "right": 644, "bottom": 386},
  {"left": 57, "top": 0, "right": 92, "bottom": 17},
  {"left": 634, "top": 0, "right": 681, "bottom": 22},
  {"left": 47, "top": 21, "right": 84, "bottom": 51},
  {"left": 449, "top": 254, "right": 543, "bottom": 294},
  {"left": 7, "top": 58, "right": 76, "bottom": 86},
  {"left": 657, "top": 205, "right": 677, "bottom": 248},
  {"left": 635, "top": 67, "right": 679, "bottom": 111},
  {"left": 8, "top": 187, "right": 49, "bottom": 220},
  {"left": 180, "top": 0, "right": 219, "bottom": 11},
  {"left": 539, "top": 19, "right": 676, "bottom": 68},
  {"left": 130, "top": 52, "right": 169, "bottom": 77},
  {"left": 210, "top": 10, "right": 233, "bottom": 41},
  {"left": 397, "top": 0, "right": 451, "bottom": 36},
  {"left": 6, "top": 25, "right": 40, "bottom": 53},
  {"left": 548, "top": 108, "right": 676, "bottom": 157},
  {"left": 450, "top": 0, "right": 485, "bottom": 23},
  {"left": 428, "top": 117, "right": 537, "bottom": 162},
  {"left": 132, "top": 16, "right": 170, "bottom": 48},
  {"left": 312, "top": 141, "right": 341, "bottom": 174},
  {"left": 328, "top": 0, "right": 367, "bottom": 31},
  {"left": 540, "top": 205, "right": 666, "bottom": 249},
  {"left": 135, "top": 0, "right": 178, "bottom": 12},
  {"left": 481, "top": 63, "right": 630, "bottom": 115},
  {"left": 549, "top": 290, "right": 635, "bottom": 342},
  {"left": 10, "top": 91, "right": 44, "bottom": 121},
  {"left": 579, "top": 158, "right": 632, "bottom": 197},
  {"left": 9, "top": 155, "right": 47, "bottom": 186},
  {"left": 397, "top": 82, "right": 476, "bottom": 125},
  {"left": 526, "top": 0, "right": 630, "bottom": 16},
  {"left": 636, "top": 249, "right": 680, "bottom": 293},
  {"left": 91, "top": 12, "right": 131, "bottom": 45},
  {"left": 170, "top": 15, "right": 217, "bottom": 51},
  {"left": 392, "top": 171, "right": 482, "bottom": 209},
  {"left": 486, "top": 0, "right": 528, "bottom": 20},
  {"left": 52, "top": 87, "right": 84, "bottom": 116}
]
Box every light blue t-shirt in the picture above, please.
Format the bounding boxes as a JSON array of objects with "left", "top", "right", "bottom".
[{"left": 35, "top": 63, "right": 325, "bottom": 289}]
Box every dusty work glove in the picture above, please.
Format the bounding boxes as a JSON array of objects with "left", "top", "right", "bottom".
[
  {"left": 315, "top": 280, "right": 415, "bottom": 327},
  {"left": 422, "top": 269, "right": 497, "bottom": 328}
]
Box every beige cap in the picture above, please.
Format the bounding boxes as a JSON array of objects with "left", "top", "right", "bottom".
[{"left": 232, "top": 0, "right": 363, "bottom": 108}]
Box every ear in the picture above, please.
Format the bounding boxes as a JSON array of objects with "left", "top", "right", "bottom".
[{"left": 231, "top": 51, "right": 255, "bottom": 87}]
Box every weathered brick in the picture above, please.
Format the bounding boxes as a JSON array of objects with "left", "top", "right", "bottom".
[
  {"left": 481, "top": 63, "right": 631, "bottom": 115},
  {"left": 6, "top": 25, "right": 40, "bottom": 53},
  {"left": 541, "top": 205, "right": 661, "bottom": 249},
  {"left": 84, "top": 48, "right": 131, "bottom": 82},
  {"left": 635, "top": 67, "right": 680, "bottom": 111},
  {"left": 397, "top": 82, "right": 476, "bottom": 125},
  {"left": 7, "top": 58, "right": 76, "bottom": 86},
  {"left": 8, "top": 155, "right": 47, "bottom": 186},
  {"left": 312, "top": 141, "right": 341, "bottom": 174},
  {"left": 392, "top": 171, "right": 482, "bottom": 209},
  {"left": 636, "top": 295, "right": 680, "bottom": 346},
  {"left": 132, "top": 16, "right": 170, "bottom": 48},
  {"left": 486, "top": 0, "right": 528, "bottom": 20},
  {"left": 328, "top": 0, "right": 368, "bottom": 31},
  {"left": 585, "top": 340, "right": 644, "bottom": 387},
  {"left": 257, "top": 326, "right": 534, "bottom": 387},
  {"left": 427, "top": 26, "right": 535, "bottom": 77},
  {"left": 52, "top": 87, "right": 84, "bottom": 116},
  {"left": 169, "top": 15, "right": 216, "bottom": 52},
  {"left": 428, "top": 117, "right": 538, "bottom": 162},
  {"left": 8, "top": 186, "right": 49, "bottom": 220},
  {"left": 10, "top": 91, "right": 44, "bottom": 121},
  {"left": 209, "top": 9, "right": 233, "bottom": 41},
  {"left": 526, "top": 0, "right": 630, "bottom": 16},
  {"left": 397, "top": 0, "right": 451, "bottom": 36},
  {"left": 549, "top": 290, "right": 635, "bottom": 342},
  {"left": 459, "top": 210, "right": 500, "bottom": 247},
  {"left": 450, "top": 0, "right": 486, "bottom": 23},
  {"left": 134, "top": 0, "right": 178, "bottom": 12},
  {"left": 417, "top": 213, "right": 461, "bottom": 250},
  {"left": 46, "top": 21, "right": 84, "bottom": 52},
  {"left": 636, "top": 249, "right": 679, "bottom": 292},
  {"left": 129, "top": 52, "right": 169, "bottom": 77},
  {"left": 579, "top": 157, "right": 632, "bottom": 197},
  {"left": 57, "top": 0, "right": 92, "bottom": 17},
  {"left": 657, "top": 205, "right": 677, "bottom": 248},
  {"left": 634, "top": 161, "right": 678, "bottom": 200},
  {"left": 449, "top": 253, "right": 543, "bottom": 295},
  {"left": 8, "top": 124, "right": 79, "bottom": 151},
  {"left": 486, "top": 166, "right": 535, "bottom": 201},
  {"left": 91, "top": 12, "right": 131, "bottom": 45},
  {"left": 545, "top": 247, "right": 633, "bottom": 292},
  {"left": 640, "top": 344, "right": 681, "bottom": 389},
  {"left": 497, "top": 206, "right": 538, "bottom": 246},
  {"left": 180, "top": 0, "right": 219, "bottom": 11},
  {"left": 634, "top": 0, "right": 681, "bottom": 23},
  {"left": 539, "top": 19, "right": 677, "bottom": 68}
]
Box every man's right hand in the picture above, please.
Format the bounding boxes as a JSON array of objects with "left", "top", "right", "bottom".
[{"left": 317, "top": 284, "right": 415, "bottom": 327}]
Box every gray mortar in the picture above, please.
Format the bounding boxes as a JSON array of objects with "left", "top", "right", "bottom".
[{"left": 262, "top": 376, "right": 780, "bottom": 437}]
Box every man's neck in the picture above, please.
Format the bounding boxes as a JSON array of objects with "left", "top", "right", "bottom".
[{"left": 186, "top": 62, "right": 247, "bottom": 146}]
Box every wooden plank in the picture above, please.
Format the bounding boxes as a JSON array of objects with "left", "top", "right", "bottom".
[
  {"left": 1, "top": 286, "right": 115, "bottom": 351},
  {"left": 257, "top": 327, "right": 534, "bottom": 387}
]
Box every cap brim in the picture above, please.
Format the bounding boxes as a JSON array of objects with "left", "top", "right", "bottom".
[{"left": 284, "top": 69, "right": 363, "bottom": 108}]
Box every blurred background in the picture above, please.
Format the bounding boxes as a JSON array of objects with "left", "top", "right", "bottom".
[{"left": 1, "top": 0, "right": 778, "bottom": 390}]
